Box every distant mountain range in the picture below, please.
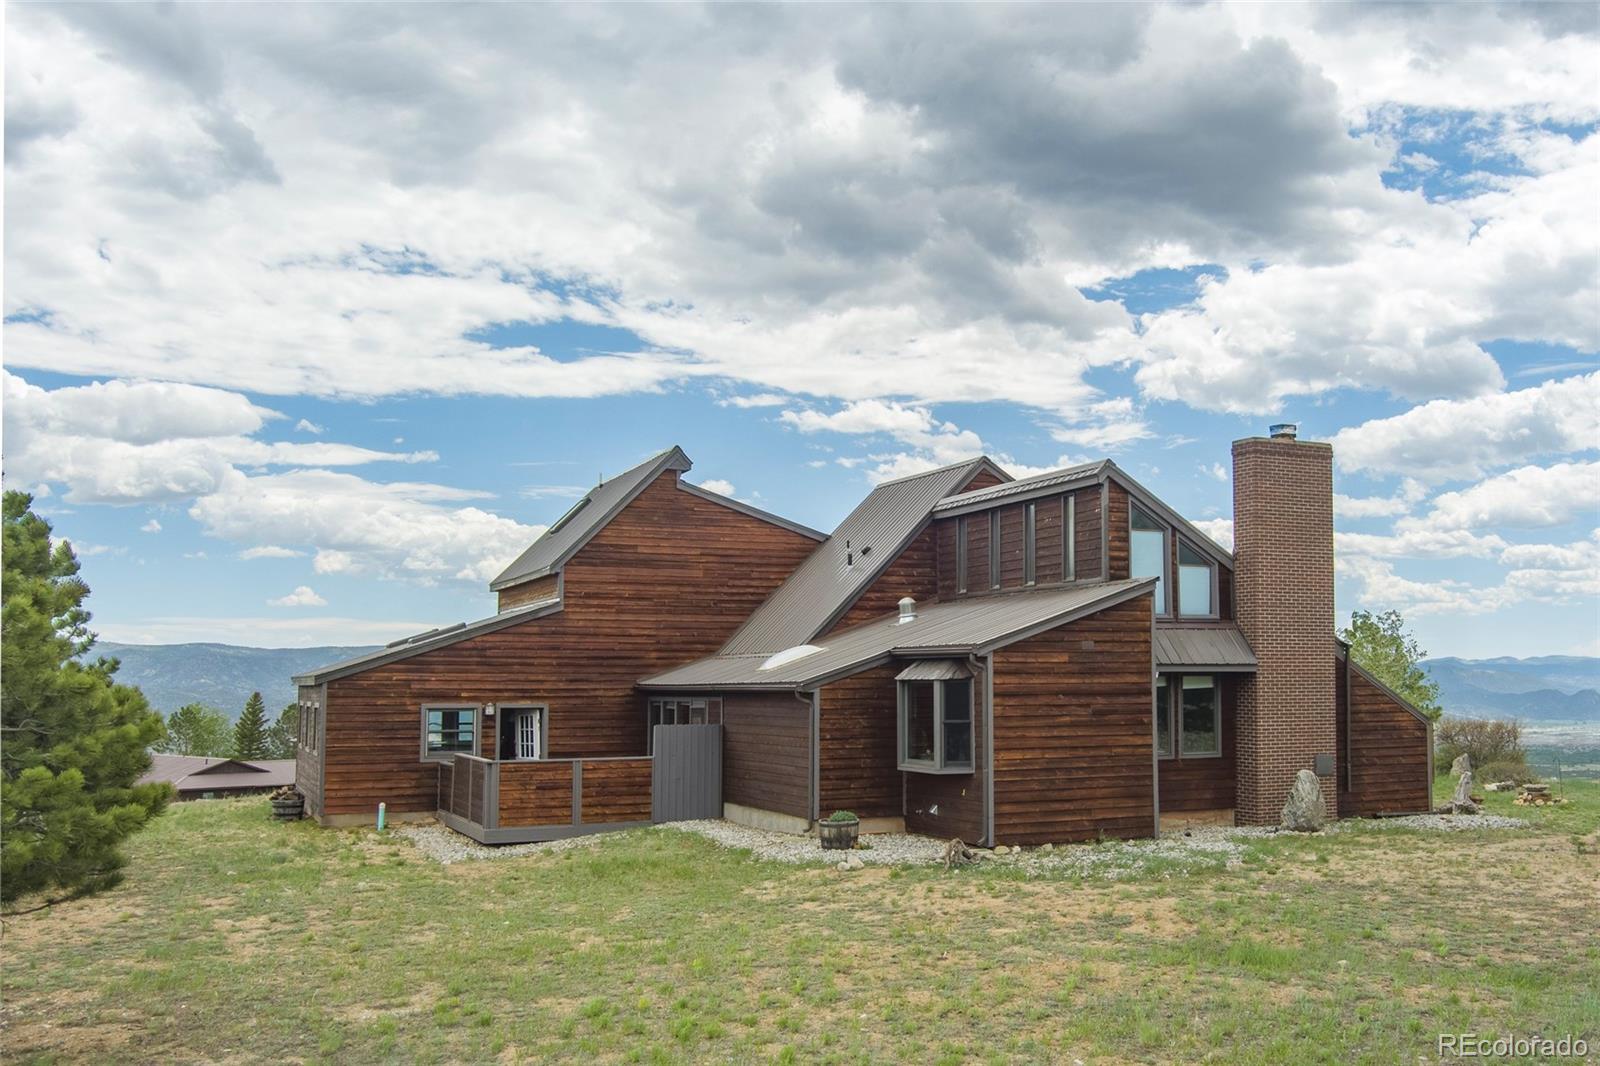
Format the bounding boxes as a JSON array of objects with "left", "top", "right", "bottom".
[
  {"left": 90, "top": 642, "right": 1598, "bottom": 725},
  {"left": 96, "top": 642, "right": 379, "bottom": 720},
  {"left": 1420, "top": 656, "right": 1599, "bottom": 723}
]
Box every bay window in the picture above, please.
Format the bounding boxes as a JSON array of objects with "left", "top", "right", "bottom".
[{"left": 897, "top": 676, "right": 974, "bottom": 773}]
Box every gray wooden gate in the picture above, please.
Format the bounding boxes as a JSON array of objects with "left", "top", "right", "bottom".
[{"left": 651, "top": 724, "right": 722, "bottom": 823}]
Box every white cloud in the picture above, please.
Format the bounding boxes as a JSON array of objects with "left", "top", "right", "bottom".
[
  {"left": 1330, "top": 372, "right": 1599, "bottom": 483},
  {"left": 695, "top": 479, "right": 737, "bottom": 497},
  {"left": 1334, "top": 479, "right": 1426, "bottom": 519},
  {"left": 140, "top": 519, "right": 162, "bottom": 533},
  {"left": 1425, "top": 462, "right": 1600, "bottom": 531},
  {"left": 1049, "top": 399, "right": 1151, "bottom": 452},
  {"left": 238, "top": 545, "right": 305, "bottom": 559},
  {"left": 268, "top": 585, "right": 327, "bottom": 607},
  {"left": 1201, "top": 462, "right": 1228, "bottom": 483},
  {"left": 189, "top": 469, "right": 543, "bottom": 584},
  {"left": 2, "top": 371, "right": 438, "bottom": 504},
  {"left": 91, "top": 614, "right": 436, "bottom": 647},
  {"left": 1190, "top": 517, "right": 1233, "bottom": 552},
  {"left": 294, "top": 418, "right": 324, "bottom": 434},
  {"left": 782, "top": 399, "right": 987, "bottom": 483}
]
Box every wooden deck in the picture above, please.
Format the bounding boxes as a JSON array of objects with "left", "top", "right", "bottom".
[{"left": 438, "top": 754, "right": 654, "bottom": 844}]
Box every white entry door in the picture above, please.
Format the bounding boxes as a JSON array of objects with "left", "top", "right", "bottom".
[{"left": 514, "top": 709, "right": 542, "bottom": 760}]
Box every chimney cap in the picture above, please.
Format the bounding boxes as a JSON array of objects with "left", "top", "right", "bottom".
[
  {"left": 898, "top": 596, "right": 917, "bottom": 623},
  {"left": 1269, "top": 423, "right": 1298, "bottom": 440}
]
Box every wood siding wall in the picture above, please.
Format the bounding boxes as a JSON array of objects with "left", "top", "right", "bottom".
[
  {"left": 318, "top": 473, "right": 818, "bottom": 819},
  {"left": 497, "top": 573, "right": 561, "bottom": 613},
  {"left": 497, "top": 760, "right": 572, "bottom": 826},
  {"left": 817, "top": 663, "right": 901, "bottom": 820},
  {"left": 722, "top": 691, "right": 812, "bottom": 819},
  {"left": 294, "top": 683, "right": 325, "bottom": 818},
  {"left": 904, "top": 665, "right": 987, "bottom": 844},
  {"left": 825, "top": 525, "right": 940, "bottom": 636},
  {"left": 990, "top": 594, "right": 1155, "bottom": 845},
  {"left": 1105, "top": 482, "right": 1129, "bottom": 580},
  {"left": 1157, "top": 675, "right": 1239, "bottom": 813},
  {"left": 933, "top": 488, "right": 1105, "bottom": 601},
  {"left": 1337, "top": 660, "right": 1431, "bottom": 816}
]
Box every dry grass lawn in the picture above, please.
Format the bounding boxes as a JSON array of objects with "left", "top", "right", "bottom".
[{"left": 3, "top": 780, "right": 1597, "bottom": 1064}]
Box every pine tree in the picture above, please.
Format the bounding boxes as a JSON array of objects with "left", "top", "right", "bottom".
[
  {"left": 1, "top": 491, "right": 172, "bottom": 908},
  {"left": 233, "top": 692, "right": 270, "bottom": 759},
  {"left": 265, "top": 702, "right": 300, "bottom": 759},
  {"left": 1340, "top": 609, "right": 1443, "bottom": 720},
  {"left": 156, "top": 703, "right": 232, "bottom": 757}
]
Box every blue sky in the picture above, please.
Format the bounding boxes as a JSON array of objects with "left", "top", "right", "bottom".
[{"left": 3, "top": 4, "right": 1596, "bottom": 659}]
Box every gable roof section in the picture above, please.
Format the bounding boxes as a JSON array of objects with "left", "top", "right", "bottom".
[
  {"left": 677, "top": 481, "right": 826, "bottom": 542},
  {"left": 717, "top": 456, "right": 1011, "bottom": 656},
  {"left": 490, "top": 447, "right": 693, "bottom": 591},
  {"left": 933, "top": 460, "right": 1108, "bottom": 516},
  {"left": 293, "top": 597, "right": 564, "bottom": 685},
  {"left": 1104, "top": 462, "right": 1235, "bottom": 568},
  {"left": 643, "top": 578, "right": 1154, "bottom": 690},
  {"left": 1336, "top": 640, "right": 1434, "bottom": 725}
]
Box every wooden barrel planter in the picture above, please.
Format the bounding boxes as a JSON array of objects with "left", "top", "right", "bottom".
[
  {"left": 818, "top": 812, "right": 859, "bottom": 850},
  {"left": 269, "top": 787, "right": 304, "bottom": 821}
]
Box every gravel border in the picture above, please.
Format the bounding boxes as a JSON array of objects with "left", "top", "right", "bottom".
[
  {"left": 394, "top": 822, "right": 605, "bottom": 865},
  {"left": 397, "top": 808, "right": 1530, "bottom": 869}
]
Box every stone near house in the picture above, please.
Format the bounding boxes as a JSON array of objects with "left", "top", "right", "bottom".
[
  {"left": 1279, "top": 769, "right": 1327, "bottom": 832},
  {"left": 1450, "top": 753, "right": 1472, "bottom": 777},
  {"left": 994, "top": 844, "right": 1010, "bottom": 855},
  {"left": 1435, "top": 770, "right": 1480, "bottom": 814},
  {"left": 1041, "top": 842, "right": 1054, "bottom": 853},
  {"left": 837, "top": 855, "right": 865, "bottom": 872}
]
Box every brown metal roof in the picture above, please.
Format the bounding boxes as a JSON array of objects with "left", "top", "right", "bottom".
[
  {"left": 932, "top": 461, "right": 1107, "bottom": 516},
  {"left": 490, "top": 447, "right": 694, "bottom": 591},
  {"left": 642, "top": 579, "right": 1154, "bottom": 689},
  {"left": 1154, "top": 624, "right": 1257, "bottom": 671},
  {"left": 718, "top": 456, "right": 1011, "bottom": 656},
  {"left": 139, "top": 755, "right": 296, "bottom": 793}
]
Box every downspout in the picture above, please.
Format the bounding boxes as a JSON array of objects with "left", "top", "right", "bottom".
[
  {"left": 1343, "top": 649, "right": 1352, "bottom": 795},
  {"left": 969, "top": 652, "right": 996, "bottom": 848}
]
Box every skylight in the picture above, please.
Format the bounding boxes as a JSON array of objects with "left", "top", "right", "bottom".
[{"left": 759, "top": 645, "right": 824, "bottom": 671}]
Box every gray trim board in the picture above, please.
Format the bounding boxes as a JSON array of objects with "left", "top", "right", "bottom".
[{"left": 438, "top": 810, "right": 651, "bottom": 845}]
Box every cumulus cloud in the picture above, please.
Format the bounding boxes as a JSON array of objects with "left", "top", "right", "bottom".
[
  {"left": 239, "top": 545, "right": 304, "bottom": 560},
  {"left": 268, "top": 585, "right": 327, "bottom": 608},
  {"left": 140, "top": 519, "right": 162, "bottom": 533},
  {"left": 189, "top": 469, "right": 543, "bottom": 584},
  {"left": 782, "top": 399, "right": 987, "bottom": 482},
  {"left": 694, "top": 479, "right": 737, "bottom": 497},
  {"left": 1425, "top": 462, "right": 1600, "bottom": 531},
  {"left": 5, "top": 3, "right": 1589, "bottom": 421},
  {"left": 1331, "top": 372, "right": 1599, "bottom": 482}
]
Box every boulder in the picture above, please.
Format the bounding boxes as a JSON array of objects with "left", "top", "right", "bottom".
[
  {"left": 1435, "top": 770, "right": 1480, "bottom": 814},
  {"left": 1450, "top": 753, "right": 1472, "bottom": 777},
  {"left": 1279, "top": 769, "right": 1327, "bottom": 832}
]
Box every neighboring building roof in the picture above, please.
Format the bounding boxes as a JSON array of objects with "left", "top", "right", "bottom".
[
  {"left": 641, "top": 578, "right": 1154, "bottom": 690},
  {"left": 490, "top": 447, "right": 824, "bottom": 592},
  {"left": 293, "top": 597, "right": 563, "bottom": 686},
  {"left": 139, "top": 755, "right": 296, "bottom": 793},
  {"left": 491, "top": 447, "right": 694, "bottom": 591},
  {"left": 1154, "top": 624, "right": 1257, "bottom": 672},
  {"left": 933, "top": 460, "right": 1107, "bottom": 516},
  {"left": 718, "top": 456, "right": 1012, "bottom": 656}
]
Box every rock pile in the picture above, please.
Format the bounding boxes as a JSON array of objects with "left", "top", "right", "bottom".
[{"left": 1513, "top": 784, "right": 1566, "bottom": 807}]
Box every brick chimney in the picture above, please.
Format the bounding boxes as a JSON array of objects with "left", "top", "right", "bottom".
[{"left": 1231, "top": 424, "right": 1337, "bottom": 825}]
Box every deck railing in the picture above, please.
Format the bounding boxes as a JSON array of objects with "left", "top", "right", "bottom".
[{"left": 437, "top": 753, "right": 654, "bottom": 845}]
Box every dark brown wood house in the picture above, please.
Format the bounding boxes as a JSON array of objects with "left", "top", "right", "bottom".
[{"left": 294, "top": 431, "right": 1431, "bottom": 845}]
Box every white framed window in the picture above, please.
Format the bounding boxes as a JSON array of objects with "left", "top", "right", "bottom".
[
  {"left": 1177, "top": 540, "right": 1215, "bottom": 618},
  {"left": 1130, "top": 504, "right": 1168, "bottom": 614},
  {"left": 898, "top": 678, "right": 974, "bottom": 773},
  {"left": 421, "top": 705, "right": 477, "bottom": 761}
]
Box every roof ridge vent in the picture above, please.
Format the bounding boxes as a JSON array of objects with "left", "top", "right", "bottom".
[{"left": 898, "top": 596, "right": 917, "bottom": 624}]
